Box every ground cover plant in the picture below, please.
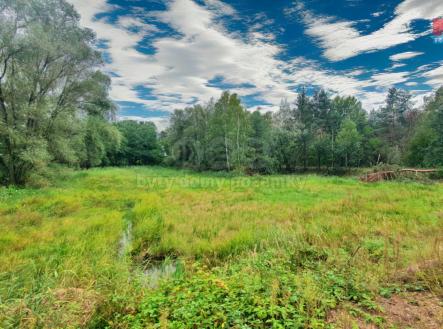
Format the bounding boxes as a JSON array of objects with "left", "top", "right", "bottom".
[{"left": 1, "top": 166, "right": 442, "bottom": 328}]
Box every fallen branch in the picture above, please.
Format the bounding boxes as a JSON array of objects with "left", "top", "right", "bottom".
[{"left": 399, "top": 169, "right": 438, "bottom": 173}]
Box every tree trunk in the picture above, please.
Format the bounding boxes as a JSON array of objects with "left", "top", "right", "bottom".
[
  {"left": 331, "top": 131, "right": 335, "bottom": 170},
  {"left": 8, "top": 161, "right": 16, "bottom": 186},
  {"left": 236, "top": 113, "right": 240, "bottom": 165},
  {"left": 3, "top": 136, "right": 17, "bottom": 185},
  {"left": 224, "top": 133, "right": 230, "bottom": 171}
]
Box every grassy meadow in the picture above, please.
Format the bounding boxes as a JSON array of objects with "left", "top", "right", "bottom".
[{"left": 0, "top": 167, "right": 442, "bottom": 328}]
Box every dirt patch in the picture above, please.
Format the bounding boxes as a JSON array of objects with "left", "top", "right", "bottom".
[
  {"left": 377, "top": 292, "right": 443, "bottom": 329},
  {"left": 328, "top": 307, "right": 378, "bottom": 328},
  {"left": 328, "top": 292, "right": 443, "bottom": 329}
]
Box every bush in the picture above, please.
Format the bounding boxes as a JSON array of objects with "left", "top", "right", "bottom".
[
  {"left": 26, "top": 164, "right": 76, "bottom": 188},
  {"left": 429, "top": 168, "right": 443, "bottom": 180}
]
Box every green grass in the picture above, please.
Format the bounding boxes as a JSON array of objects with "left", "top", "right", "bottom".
[{"left": 0, "top": 167, "right": 442, "bottom": 328}]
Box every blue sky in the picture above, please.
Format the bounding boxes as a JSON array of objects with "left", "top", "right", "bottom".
[{"left": 68, "top": 0, "right": 443, "bottom": 128}]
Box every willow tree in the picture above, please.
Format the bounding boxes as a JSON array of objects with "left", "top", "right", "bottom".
[{"left": 0, "top": 0, "right": 114, "bottom": 185}]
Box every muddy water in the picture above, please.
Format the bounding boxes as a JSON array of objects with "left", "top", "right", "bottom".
[
  {"left": 119, "top": 211, "right": 178, "bottom": 287},
  {"left": 141, "top": 261, "right": 177, "bottom": 288},
  {"left": 118, "top": 218, "right": 132, "bottom": 257}
]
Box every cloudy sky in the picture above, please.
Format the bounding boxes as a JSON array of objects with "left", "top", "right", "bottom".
[{"left": 67, "top": 0, "right": 443, "bottom": 127}]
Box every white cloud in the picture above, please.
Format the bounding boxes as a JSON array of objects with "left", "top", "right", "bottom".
[
  {"left": 117, "top": 115, "right": 170, "bottom": 131},
  {"left": 371, "top": 11, "right": 384, "bottom": 18},
  {"left": 391, "top": 63, "right": 406, "bottom": 69},
  {"left": 411, "top": 90, "right": 434, "bottom": 108},
  {"left": 281, "top": 58, "right": 401, "bottom": 110},
  {"left": 368, "top": 72, "right": 410, "bottom": 87},
  {"left": 66, "top": 0, "right": 164, "bottom": 108},
  {"left": 389, "top": 51, "right": 423, "bottom": 61},
  {"left": 298, "top": 0, "right": 442, "bottom": 61},
  {"left": 67, "top": 0, "right": 436, "bottom": 117},
  {"left": 247, "top": 105, "right": 279, "bottom": 113},
  {"left": 358, "top": 91, "right": 387, "bottom": 111},
  {"left": 203, "top": 0, "right": 237, "bottom": 17},
  {"left": 422, "top": 63, "right": 443, "bottom": 87},
  {"left": 347, "top": 69, "right": 365, "bottom": 76},
  {"left": 117, "top": 16, "right": 160, "bottom": 34},
  {"left": 68, "top": 0, "right": 294, "bottom": 111}
]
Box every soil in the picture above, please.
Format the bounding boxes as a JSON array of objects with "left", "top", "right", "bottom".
[
  {"left": 377, "top": 292, "right": 443, "bottom": 329},
  {"left": 328, "top": 292, "right": 443, "bottom": 329}
]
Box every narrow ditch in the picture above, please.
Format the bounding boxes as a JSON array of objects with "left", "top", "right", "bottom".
[
  {"left": 118, "top": 212, "right": 133, "bottom": 258},
  {"left": 118, "top": 206, "right": 178, "bottom": 288}
]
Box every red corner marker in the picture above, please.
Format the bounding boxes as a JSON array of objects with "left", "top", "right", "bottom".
[{"left": 433, "top": 18, "right": 443, "bottom": 36}]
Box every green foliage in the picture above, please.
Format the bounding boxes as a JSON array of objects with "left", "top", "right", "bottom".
[
  {"left": 0, "top": 0, "right": 441, "bottom": 184},
  {"left": 162, "top": 86, "right": 441, "bottom": 174},
  {"left": 249, "top": 111, "right": 276, "bottom": 173},
  {"left": 84, "top": 117, "right": 110, "bottom": 168},
  {"left": 1, "top": 167, "right": 443, "bottom": 327},
  {"left": 336, "top": 119, "right": 362, "bottom": 168},
  {"left": 2, "top": 0, "right": 441, "bottom": 186},
  {"left": 0, "top": 0, "right": 117, "bottom": 185},
  {"left": 406, "top": 87, "right": 443, "bottom": 167},
  {"left": 270, "top": 128, "right": 298, "bottom": 172},
  {"left": 163, "top": 88, "right": 371, "bottom": 173},
  {"left": 429, "top": 168, "right": 443, "bottom": 180},
  {"left": 163, "top": 92, "right": 252, "bottom": 171},
  {"left": 110, "top": 120, "right": 162, "bottom": 166},
  {"left": 123, "top": 253, "right": 375, "bottom": 329}
]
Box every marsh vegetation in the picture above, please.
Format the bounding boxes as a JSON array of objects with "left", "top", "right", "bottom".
[{"left": 1, "top": 167, "right": 442, "bottom": 328}]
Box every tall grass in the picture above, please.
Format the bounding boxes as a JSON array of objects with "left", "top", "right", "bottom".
[{"left": 0, "top": 167, "right": 442, "bottom": 328}]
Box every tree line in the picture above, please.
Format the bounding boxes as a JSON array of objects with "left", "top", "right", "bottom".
[
  {"left": 162, "top": 88, "right": 443, "bottom": 173},
  {"left": 1, "top": 0, "right": 442, "bottom": 186}
]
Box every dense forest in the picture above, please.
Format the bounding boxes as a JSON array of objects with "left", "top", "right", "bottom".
[
  {"left": 1, "top": 0, "right": 442, "bottom": 186},
  {"left": 164, "top": 88, "right": 443, "bottom": 173}
]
